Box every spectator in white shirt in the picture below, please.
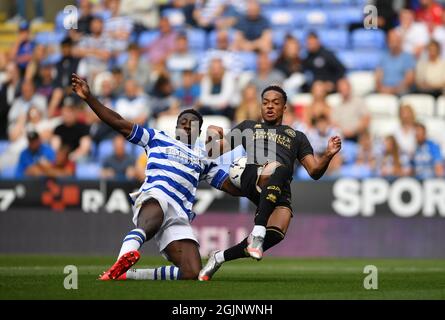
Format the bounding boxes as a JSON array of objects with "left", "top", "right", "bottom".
[
  {"left": 396, "top": 9, "right": 430, "bottom": 58},
  {"left": 394, "top": 104, "right": 417, "bottom": 157},
  {"left": 114, "top": 79, "right": 150, "bottom": 125},
  {"left": 415, "top": 40, "right": 445, "bottom": 97},
  {"left": 198, "top": 58, "right": 236, "bottom": 119}
]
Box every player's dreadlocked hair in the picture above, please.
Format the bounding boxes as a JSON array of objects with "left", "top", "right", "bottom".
[
  {"left": 177, "top": 108, "right": 204, "bottom": 130},
  {"left": 261, "top": 85, "right": 287, "bottom": 105}
]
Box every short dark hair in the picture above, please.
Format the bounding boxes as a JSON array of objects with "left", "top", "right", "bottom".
[
  {"left": 261, "top": 85, "right": 287, "bottom": 104},
  {"left": 177, "top": 108, "right": 203, "bottom": 130}
]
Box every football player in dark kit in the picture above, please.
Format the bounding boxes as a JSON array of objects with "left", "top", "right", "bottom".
[{"left": 199, "top": 85, "right": 342, "bottom": 281}]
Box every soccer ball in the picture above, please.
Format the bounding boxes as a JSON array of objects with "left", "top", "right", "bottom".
[{"left": 229, "top": 156, "right": 247, "bottom": 188}]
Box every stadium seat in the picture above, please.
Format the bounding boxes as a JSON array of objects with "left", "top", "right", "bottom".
[
  {"left": 97, "top": 139, "right": 133, "bottom": 162},
  {"left": 329, "top": 7, "right": 363, "bottom": 26},
  {"left": 238, "top": 52, "right": 257, "bottom": 71},
  {"left": 162, "top": 8, "right": 186, "bottom": 28},
  {"left": 207, "top": 29, "right": 235, "bottom": 49},
  {"left": 291, "top": 29, "right": 306, "bottom": 43},
  {"left": 265, "top": 9, "right": 297, "bottom": 29},
  {"left": 186, "top": 29, "right": 207, "bottom": 51},
  {"left": 365, "top": 94, "right": 399, "bottom": 117},
  {"left": 272, "top": 29, "right": 292, "bottom": 49},
  {"left": 351, "top": 29, "right": 386, "bottom": 50},
  {"left": 201, "top": 115, "right": 232, "bottom": 140},
  {"left": 316, "top": 28, "right": 349, "bottom": 50},
  {"left": 138, "top": 31, "right": 159, "bottom": 48},
  {"left": 369, "top": 117, "right": 399, "bottom": 138},
  {"left": 0, "top": 165, "right": 16, "bottom": 179},
  {"left": 337, "top": 50, "right": 381, "bottom": 70},
  {"left": 319, "top": 0, "right": 355, "bottom": 5},
  {"left": 34, "top": 31, "right": 66, "bottom": 45},
  {"left": 304, "top": 10, "right": 329, "bottom": 27},
  {"left": 0, "top": 140, "right": 10, "bottom": 155},
  {"left": 339, "top": 163, "right": 374, "bottom": 178},
  {"left": 424, "top": 118, "right": 445, "bottom": 146},
  {"left": 347, "top": 71, "right": 375, "bottom": 96},
  {"left": 291, "top": 93, "right": 313, "bottom": 107},
  {"left": 155, "top": 115, "right": 178, "bottom": 137},
  {"left": 75, "top": 162, "right": 101, "bottom": 180},
  {"left": 400, "top": 94, "right": 435, "bottom": 118},
  {"left": 326, "top": 93, "right": 342, "bottom": 109},
  {"left": 341, "top": 140, "right": 359, "bottom": 165},
  {"left": 436, "top": 95, "right": 445, "bottom": 117}
]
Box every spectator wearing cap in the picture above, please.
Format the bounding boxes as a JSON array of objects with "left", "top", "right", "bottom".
[
  {"left": 15, "top": 131, "right": 55, "bottom": 179},
  {"left": 411, "top": 122, "right": 444, "bottom": 178},
  {"left": 231, "top": 0, "right": 272, "bottom": 52},
  {"left": 302, "top": 32, "right": 346, "bottom": 93},
  {"left": 8, "top": 80, "right": 47, "bottom": 140},
  {"left": 48, "top": 37, "right": 80, "bottom": 117},
  {"left": 24, "top": 144, "right": 76, "bottom": 178},
  {"left": 376, "top": 29, "right": 416, "bottom": 96},
  {"left": 101, "top": 135, "right": 136, "bottom": 180},
  {"left": 51, "top": 102, "right": 92, "bottom": 163},
  {"left": 10, "top": 21, "right": 35, "bottom": 75}
]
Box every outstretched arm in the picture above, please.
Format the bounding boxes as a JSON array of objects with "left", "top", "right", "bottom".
[
  {"left": 301, "top": 136, "right": 342, "bottom": 180},
  {"left": 71, "top": 73, "right": 133, "bottom": 137}
]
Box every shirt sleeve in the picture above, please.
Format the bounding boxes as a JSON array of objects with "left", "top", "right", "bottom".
[
  {"left": 430, "top": 142, "right": 443, "bottom": 163},
  {"left": 126, "top": 124, "right": 154, "bottom": 147},
  {"left": 201, "top": 161, "right": 229, "bottom": 190},
  {"left": 297, "top": 131, "right": 314, "bottom": 162}
]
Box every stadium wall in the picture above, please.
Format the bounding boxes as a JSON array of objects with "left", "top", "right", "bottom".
[{"left": 1, "top": 178, "right": 444, "bottom": 258}]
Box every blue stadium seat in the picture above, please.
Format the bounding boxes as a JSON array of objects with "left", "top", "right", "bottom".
[
  {"left": 337, "top": 50, "right": 381, "bottom": 70},
  {"left": 54, "top": 10, "right": 65, "bottom": 31},
  {"left": 0, "top": 140, "right": 9, "bottom": 155},
  {"left": 351, "top": 28, "right": 386, "bottom": 50},
  {"left": 207, "top": 29, "right": 235, "bottom": 49},
  {"left": 265, "top": 9, "right": 297, "bottom": 29},
  {"left": 272, "top": 29, "right": 292, "bottom": 49},
  {"left": 115, "top": 52, "right": 129, "bottom": 66},
  {"left": 34, "top": 31, "right": 67, "bottom": 45},
  {"left": 97, "top": 139, "right": 134, "bottom": 162},
  {"left": 329, "top": 7, "right": 363, "bottom": 26},
  {"left": 317, "top": 28, "right": 349, "bottom": 50},
  {"left": 284, "top": 0, "right": 316, "bottom": 7},
  {"left": 291, "top": 29, "right": 307, "bottom": 43},
  {"left": 238, "top": 52, "right": 257, "bottom": 71},
  {"left": 340, "top": 164, "right": 374, "bottom": 178},
  {"left": 138, "top": 31, "right": 160, "bottom": 48},
  {"left": 162, "top": 8, "right": 186, "bottom": 29},
  {"left": 75, "top": 162, "right": 101, "bottom": 180},
  {"left": 295, "top": 10, "right": 329, "bottom": 27},
  {"left": 186, "top": 29, "right": 207, "bottom": 51},
  {"left": 0, "top": 165, "right": 16, "bottom": 179},
  {"left": 341, "top": 140, "right": 359, "bottom": 164},
  {"left": 319, "top": 0, "right": 356, "bottom": 6}
]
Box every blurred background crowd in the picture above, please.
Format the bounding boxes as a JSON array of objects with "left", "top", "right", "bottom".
[{"left": 0, "top": 0, "right": 444, "bottom": 182}]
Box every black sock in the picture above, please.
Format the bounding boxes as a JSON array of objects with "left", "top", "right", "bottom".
[
  {"left": 254, "top": 166, "right": 291, "bottom": 227},
  {"left": 223, "top": 227, "right": 286, "bottom": 262},
  {"left": 223, "top": 237, "right": 249, "bottom": 262},
  {"left": 263, "top": 226, "right": 285, "bottom": 251}
]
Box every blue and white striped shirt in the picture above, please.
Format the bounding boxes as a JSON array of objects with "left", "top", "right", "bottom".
[{"left": 127, "top": 124, "right": 228, "bottom": 221}]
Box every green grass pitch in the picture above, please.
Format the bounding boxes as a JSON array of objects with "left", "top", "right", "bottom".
[{"left": 1, "top": 255, "right": 445, "bottom": 299}]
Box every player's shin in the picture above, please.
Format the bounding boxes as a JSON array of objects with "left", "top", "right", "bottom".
[
  {"left": 125, "top": 266, "right": 180, "bottom": 280},
  {"left": 263, "top": 226, "right": 285, "bottom": 251},
  {"left": 117, "top": 228, "right": 146, "bottom": 259}
]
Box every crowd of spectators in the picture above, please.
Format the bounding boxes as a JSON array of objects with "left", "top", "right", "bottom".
[{"left": 0, "top": 0, "right": 444, "bottom": 181}]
